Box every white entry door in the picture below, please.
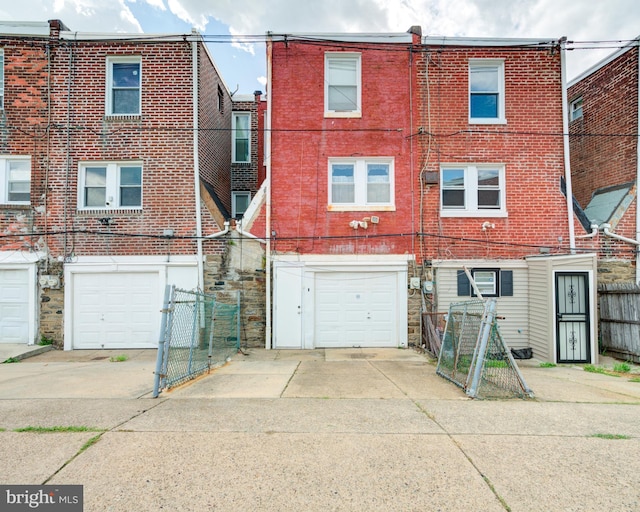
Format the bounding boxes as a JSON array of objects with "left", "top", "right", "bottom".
[
  {"left": 315, "top": 272, "right": 397, "bottom": 347},
  {"left": 273, "top": 264, "right": 303, "bottom": 348},
  {"left": 72, "top": 272, "right": 160, "bottom": 349},
  {"left": 0, "top": 269, "right": 30, "bottom": 343}
]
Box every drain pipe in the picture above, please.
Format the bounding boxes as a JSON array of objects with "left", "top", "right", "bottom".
[
  {"left": 236, "top": 219, "right": 267, "bottom": 243},
  {"left": 192, "top": 31, "right": 204, "bottom": 291},
  {"left": 265, "top": 34, "right": 273, "bottom": 349},
  {"left": 205, "top": 221, "right": 230, "bottom": 239},
  {"left": 636, "top": 46, "right": 640, "bottom": 283},
  {"left": 560, "top": 37, "right": 576, "bottom": 254},
  {"left": 601, "top": 223, "right": 640, "bottom": 247},
  {"left": 576, "top": 224, "right": 599, "bottom": 239}
]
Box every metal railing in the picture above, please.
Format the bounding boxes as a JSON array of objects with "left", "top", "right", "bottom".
[{"left": 153, "top": 286, "right": 240, "bottom": 397}]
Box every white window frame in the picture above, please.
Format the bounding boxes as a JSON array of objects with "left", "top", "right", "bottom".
[
  {"left": 0, "top": 48, "right": 4, "bottom": 110},
  {"left": 106, "top": 56, "right": 141, "bottom": 116},
  {"left": 325, "top": 53, "right": 362, "bottom": 118},
  {"left": 232, "top": 191, "right": 251, "bottom": 218},
  {"left": 0, "top": 156, "right": 31, "bottom": 205},
  {"left": 440, "top": 164, "right": 507, "bottom": 218},
  {"left": 328, "top": 157, "right": 395, "bottom": 211},
  {"left": 570, "top": 97, "right": 583, "bottom": 121},
  {"left": 77, "top": 162, "right": 143, "bottom": 210},
  {"left": 469, "top": 59, "right": 506, "bottom": 124},
  {"left": 232, "top": 112, "right": 251, "bottom": 163}
]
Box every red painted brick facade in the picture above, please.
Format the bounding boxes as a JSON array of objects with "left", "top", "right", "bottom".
[{"left": 268, "top": 36, "right": 418, "bottom": 256}]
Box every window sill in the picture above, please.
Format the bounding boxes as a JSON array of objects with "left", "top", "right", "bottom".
[
  {"left": 440, "top": 210, "right": 507, "bottom": 218},
  {"left": 76, "top": 208, "right": 143, "bottom": 215},
  {"left": 0, "top": 203, "right": 31, "bottom": 209},
  {"left": 468, "top": 118, "right": 507, "bottom": 125},
  {"left": 328, "top": 205, "right": 395, "bottom": 212},
  {"left": 324, "top": 111, "right": 362, "bottom": 119},
  {"left": 104, "top": 114, "right": 142, "bottom": 122}
]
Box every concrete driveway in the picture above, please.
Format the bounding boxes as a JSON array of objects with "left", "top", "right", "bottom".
[{"left": 1, "top": 346, "right": 639, "bottom": 511}]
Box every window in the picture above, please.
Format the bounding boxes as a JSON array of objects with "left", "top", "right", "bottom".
[
  {"left": 328, "top": 158, "right": 394, "bottom": 210},
  {"left": 325, "top": 53, "right": 361, "bottom": 117},
  {"left": 570, "top": 97, "right": 583, "bottom": 121},
  {"left": 232, "top": 191, "right": 251, "bottom": 218},
  {"left": 0, "top": 157, "right": 31, "bottom": 205},
  {"left": 0, "top": 49, "right": 4, "bottom": 109},
  {"left": 469, "top": 60, "right": 505, "bottom": 124},
  {"left": 457, "top": 269, "right": 513, "bottom": 298},
  {"left": 106, "top": 57, "right": 141, "bottom": 115},
  {"left": 440, "top": 164, "right": 506, "bottom": 217},
  {"left": 232, "top": 113, "right": 251, "bottom": 163},
  {"left": 78, "top": 162, "right": 142, "bottom": 209}
]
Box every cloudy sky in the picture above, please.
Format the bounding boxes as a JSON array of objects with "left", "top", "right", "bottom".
[{"left": 2, "top": 0, "right": 639, "bottom": 94}]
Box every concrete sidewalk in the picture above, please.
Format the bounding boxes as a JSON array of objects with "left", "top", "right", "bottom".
[{"left": 1, "top": 347, "right": 639, "bottom": 511}]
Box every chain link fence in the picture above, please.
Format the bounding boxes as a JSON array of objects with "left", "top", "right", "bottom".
[
  {"left": 153, "top": 286, "right": 240, "bottom": 396},
  {"left": 436, "top": 299, "right": 533, "bottom": 399}
]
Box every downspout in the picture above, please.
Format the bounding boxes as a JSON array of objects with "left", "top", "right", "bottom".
[
  {"left": 192, "top": 32, "right": 204, "bottom": 291},
  {"left": 265, "top": 34, "right": 273, "bottom": 349},
  {"left": 560, "top": 37, "right": 576, "bottom": 253},
  {"left": 236, "top": 219, "right": 266, "bottom": 243},
  {"left": 575, "top": 224, "right": 599, "bottom": 239},
  {"left": 206, "top": 221, "right": 230, "bottom": 239},
  {"left": 636, "top": 44, "right": 640, "bottom": 283},
  {"left": 601, "top": 223, "right": 640, "bottom": 246}
]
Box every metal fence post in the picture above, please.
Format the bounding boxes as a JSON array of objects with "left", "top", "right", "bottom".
[{"left": 153, "top": 284, "right": 172, "bottom": 398}]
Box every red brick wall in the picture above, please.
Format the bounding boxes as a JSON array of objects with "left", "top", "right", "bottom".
[
  {"left": 269, "top": 38, "right": 416, "bottom": 256},
  {"left": 569, "top": 46, "right": 639, "bottom": 210},
  {"left": 416, "top": 45, "right": 569, "bottom": 261},
  {"left": 198, "top": 43, "right": 232, "bottom": 214},
  {"left": 0, "top": 36, "right": 48, "bottom": 252}
]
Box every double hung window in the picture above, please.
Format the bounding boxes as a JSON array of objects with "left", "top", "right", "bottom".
[
  {"left": 469, "top": 60, "right": 505, "bottom": 124},
  {"left": 107, "top": 57, "right": 141, "bottom": 115},
  {"left": 0, "top": 157, "right": 31, "bottom": 205},
  {"left": 441, "top": 164, "right": 506, "bottom": 217},
  {"left": 329, "top": 158, "right": 394, "bottom": 210},
  {"left": 325, "top": 53, "right": 361, "bottom": 117},
  {"left": 79, "top": 162, "right": 142, "bottom": 209},
  {"left": 232, "top": 113, "right": 251, "bottom": 163},
  {"left": 570, "top": 97, "right": 583, "bottom": 121}
]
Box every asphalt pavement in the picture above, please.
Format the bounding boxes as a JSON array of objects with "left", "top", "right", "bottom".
[{"left": 1, "top": 345, "right": 639, "bottom": 511}]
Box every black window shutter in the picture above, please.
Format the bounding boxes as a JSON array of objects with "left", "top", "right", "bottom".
[
  {"left": 501, "top": 270, "right": 513, "bottom": 296},
  {"left": 457, "top": 270, "right": 470, "bottom": 296}
]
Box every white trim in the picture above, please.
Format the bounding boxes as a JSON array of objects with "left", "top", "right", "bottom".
[
  {"left": 232, "top": 191, "right": 251, "bottom": 218},
  {"left": 433, "top": 259, "right": 528, "bottom": 269},
  {"left": 440, "top": 163, "right": 507, "bottom": 217},
  {"left": 232, "top": 112, "right": 251, "bottom": 163},
  {"left": 0, "top": 259, "right": 38, "bottom": 344},
  {"left": 568, "top": 37, "right": 640, "bottom": 87},
  {"left": 328, "top": 157, "right": 395, "bottom": 210},
  {"left": 0, "top": 156, "right": 31, "bottom": 205},
  {"left": 77, "top": 161, "right": 143, "bottom": 210}
]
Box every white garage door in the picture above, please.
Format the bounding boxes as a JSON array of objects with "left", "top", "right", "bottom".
[
  {"left": 73, "top": 272, "right": 160, "bottom": 349},
  {"left": 0, "top": 269, "right": 29, "bottom": 343},
  {"left": 315, "top": 272, "right": 397, "bottom": 347}
]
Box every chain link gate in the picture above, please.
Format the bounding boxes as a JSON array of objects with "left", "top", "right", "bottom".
[{"left": 153, "top": 285, "right": 240, "bottom": 397}]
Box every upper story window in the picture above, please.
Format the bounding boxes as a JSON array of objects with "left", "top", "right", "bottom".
[
  {"left": 106, "top": 57, "right": 141, "bottom": 116},
  {"left": 0, "top": 49, "right": 4, "bottom": 110},
  {"left": 440, "top": 164, "right": 506, "bottom": 217},
  {"left": 570, "top": 97, "right": 583, "bottom": 121},
  {"left": 328, "top": 157, "right": 394, "bottom": 211},
  {"left": 0, "top": 157, "right": 31, "bottom": 205},
  {"left": 232, "top": 112, "right": 251, "bottom": 163},
  {"left": 218, "top": 86, "right": 224, "bottom": 113},
  {"left": 78, "top": 162, "right": 142, "bottom": 210},
  {"left": 469, "top": 60, "right": 505, "bottom": 124},
  {"left": 325, "top": 53, "right": 361, "bottom": 118},
  {"left": 232, "top": 191, "right": 251, "bottom": 218}
]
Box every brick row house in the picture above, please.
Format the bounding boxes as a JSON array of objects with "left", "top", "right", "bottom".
[
  {"left": 243, "top": 27, "right": 598, "bottom": 363},
  {"left": 569, "top": 36, "right": 640, "bottom": 283},
  {"left": 0, "top": 20, "right": 266, "bottom": 349}
]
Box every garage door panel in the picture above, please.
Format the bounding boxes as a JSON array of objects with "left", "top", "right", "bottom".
[
  {"left": 315, "top": 271, "right": 398, "bottom": 348},
  {"left": 73, "top": 272, "right": 159, "bottom": 349},
  {"left": 0, "top": 269, "right": 30, "bottom": 343}
]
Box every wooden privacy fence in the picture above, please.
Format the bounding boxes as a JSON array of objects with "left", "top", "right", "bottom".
[{"left": 598, "top": 283, "right": 640, "bottom": 363}]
